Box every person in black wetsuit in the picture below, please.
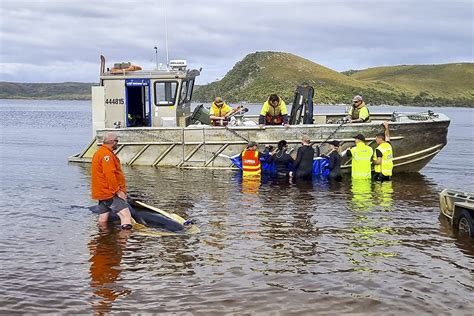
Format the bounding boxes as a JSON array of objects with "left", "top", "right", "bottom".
[
  {"left": 291, "top": 135, "right": 314, "bottom": 181},
  {"left": 323, "top": 140, "right": 342, "bottom": 181},
  {"left": 268, "top": 140, "right": 294, "bottom": 178}
]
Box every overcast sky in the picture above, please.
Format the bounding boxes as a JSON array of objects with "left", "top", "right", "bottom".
[{"left": 0, "top": 0, "right": 472, "bottom": 84}]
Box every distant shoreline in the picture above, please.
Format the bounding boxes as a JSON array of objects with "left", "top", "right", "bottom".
[{"left": 1, "top": 78, "right": 472, "bottom": 107}]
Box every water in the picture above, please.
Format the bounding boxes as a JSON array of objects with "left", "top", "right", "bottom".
[{"left": 0, "top": 100, "right": 473, "bottom": 314}]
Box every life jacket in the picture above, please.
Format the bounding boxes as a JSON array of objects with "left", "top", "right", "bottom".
[
  {"left": 261, "top": 98, "right": 287, "bottom": 125},
  {"left": 241, "top": 150, "right": 261, "bottom": 176},
  {"left": 265, "top": 102, "right": 283, "bottom": 125},
  {"left": 349, "top": 103, "right": 370, "bottom": 122},
  {"left": 265, "top": 113, "right": 283, "bottom": 125},
  {"left": 210, "top": 102, "right": 232, "bottom": 126},
  {"left": 374, "top": 142, "right": 393, "bottom": 176},
  {"left": 350, "top": 142, "right": 373, "bottom": 179},
  {"left": 211, "top": 118, "right": 229, "bottom": 126}
]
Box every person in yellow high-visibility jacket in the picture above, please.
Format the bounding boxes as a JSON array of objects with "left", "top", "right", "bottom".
[
  {"left": 346, "top": 134, "right": 373, "bottom": 179},
  {"left": 373, "top": 121, "right": 394, "bottom": 181},
  {"left": 258, "top": 94, "right": 289, "bottom": 128},
  {"left": 209, "top": 97, "right": 242, "bottom": 126},
  {"left": 347, "top": 95, "right": 370, "bottom": 123}
]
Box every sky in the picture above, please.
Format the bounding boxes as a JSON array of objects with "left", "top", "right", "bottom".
[{"left": 0, "top": 0, "right": 472, "bottom": 84}]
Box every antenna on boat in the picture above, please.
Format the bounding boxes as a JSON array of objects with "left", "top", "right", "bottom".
[
  {"left": 154, "top": 46, "right": 159, "bottom": 70},
  {"left": 164, "top": 0, "right": 170, "bottom": 68}
]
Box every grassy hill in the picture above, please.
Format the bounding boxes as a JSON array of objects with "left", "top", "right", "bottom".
[
  {"left": 348, "top": 63, "right": 474, "bottom": 105},
  {"left": 1, "top": 53, "right": 472, "bottom": 106},
  {"left": 0, "top": 82, "right": 94, "bottom": 100},
  {"left": 194, "top": 52, "right": 473, "bottom": 106}
]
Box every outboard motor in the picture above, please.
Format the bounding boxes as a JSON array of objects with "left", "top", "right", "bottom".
[{"left": 289, "top": 85, "right": 314, "bottom": 125}]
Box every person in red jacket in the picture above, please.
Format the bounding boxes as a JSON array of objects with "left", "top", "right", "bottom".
[{"left": 91, "top": 132, "right": 132, "bottom": 229}]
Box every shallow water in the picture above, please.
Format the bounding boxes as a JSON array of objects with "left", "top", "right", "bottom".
[{"left": 0, "top": 100, "right": 473, "bottom": 314}]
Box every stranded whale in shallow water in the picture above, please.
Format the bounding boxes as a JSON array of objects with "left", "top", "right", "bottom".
[{"left": 89, "top": 200, "right": 200, "bottom": 234}]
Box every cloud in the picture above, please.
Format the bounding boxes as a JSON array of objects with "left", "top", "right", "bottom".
[{"left": 0, "top": 0, "right": 472, "bottom": 83}]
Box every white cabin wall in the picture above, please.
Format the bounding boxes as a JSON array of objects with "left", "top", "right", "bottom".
[
  {"left": 91, "top": 86, "right": 105, "bottom": 134},
  {"left": 104, "top": 80, "right": 126, "bottom": 128}
]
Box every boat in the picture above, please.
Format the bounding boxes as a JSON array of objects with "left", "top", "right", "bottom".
[
  {"left": 69, "top": 55, "right": 450, "bottom": 173},
  {"left": 439, "top": 189, "right": 474, "bottom": 237}
]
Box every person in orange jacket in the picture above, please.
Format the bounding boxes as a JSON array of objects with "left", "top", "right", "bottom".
[
  {"left": 91, "top": 132, "right": 133, "bottom": 229},
  {"left": 241, "top": 141, "right": 263, "bottom": 177}
]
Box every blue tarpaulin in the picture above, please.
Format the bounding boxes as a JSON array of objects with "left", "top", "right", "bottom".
[{"left": 230, "top": 154, "right": 330, "bottom": 177}]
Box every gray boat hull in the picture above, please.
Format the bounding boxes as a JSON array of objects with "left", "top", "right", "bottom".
[{"left": 69, "top": 111, "right": 450, "bottom": 173}]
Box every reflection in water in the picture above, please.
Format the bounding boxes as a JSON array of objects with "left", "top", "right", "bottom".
[
  {"left": 347, "top": 180, "right": 397, "bottom": 271},
  {"left": 438, "top": 215, "right": 474, "bottom": 258},
  {"left": 350, "top": 179, "right": 375, "bottom": 212},
  {"left": 75, "top": 165, "right": 472, "bottom": 313},
  {"left": 373, "top": 181, "right": 394, "bottom": 211},
  {"left": 241, "top": 175, "right": 261, "bottom": 195},
  {"left": 88, "top": 226, "right": 131, "bottom": 314}
]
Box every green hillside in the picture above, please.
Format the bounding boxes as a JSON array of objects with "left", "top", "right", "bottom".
[
  {"left": 1, "top": 54, "right": 472, "bottom": 106},
  {"left": 348, "top": 63, "right": 474, "bottom": 105},
  {"left": 194, "top": 52, "right": 473, "bottom": 106},
  {"left": 0, "top": 82, "right": 94, "bottom": 100}
]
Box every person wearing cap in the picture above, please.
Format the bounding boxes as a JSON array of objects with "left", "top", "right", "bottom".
[
  {"left": 324, "top": 140, "right": 342, "bottom": 181},
  {"left": 91, "top": 132, "right": 133, "bottom": 230},
  {"left": 373, "top": 121, "right": 393, "bottom": 181},
  {"left": 210, "top": 97, "right": 242, "bottom": 126},
  {"left": 259, "top": 94, "right": 290, "bottom": 128},
  {"left": 347, "top": 95, "right": 370, "bottom": 123},
  {"left": 241, "top": 141, "right": 263, "bottom": 177},
  {"left": 291, "top": 135, "right": 315, "bottom": 181},
  {"left": 346, "top": 134, "right": 373, "bottom": 179}
]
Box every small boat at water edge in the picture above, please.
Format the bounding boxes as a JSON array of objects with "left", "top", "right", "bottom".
[
  {"left": 439, "top": 189, "right": 474, "bottom": 237},
  {"left": 69, "top": 55, "right": 450, "bottom": 173}
]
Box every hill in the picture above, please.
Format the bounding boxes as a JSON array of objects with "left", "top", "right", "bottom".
[
  {"left": 348, "top": 63, "right": 474, "bottom": 105},
  {"left": 193, "top": 52, "right": 473, "bottom": 106},
  {"left": 1, "top": 54, "right": 472, "bottom": 106},
  {"left": 0, "top": 82, "right": 94, "bottom": 100}
]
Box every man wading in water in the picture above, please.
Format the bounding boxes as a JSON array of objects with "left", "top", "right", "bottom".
[{"left": 91, "top": 132, "right": 133, "bottom": 230}]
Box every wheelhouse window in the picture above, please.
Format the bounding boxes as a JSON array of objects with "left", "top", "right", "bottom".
[
  {"left": 178, "top": 79, "right": 195, "bottom": 105},
  {"left": 185, "top": 79, "right": 195, "bottom": 103},
  {"left": 179, "top": 81, "right": 188, "bottom": 105},
  {"left": 154, "top": 81, "right": 178, "bottom": 106}
]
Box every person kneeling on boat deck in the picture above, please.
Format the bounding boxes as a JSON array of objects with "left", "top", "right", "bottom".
[
  {"left": 259, "top": 94, "right": 290, "bottom": 128},
  {"left": 347, "top": 95, "right": 370, "bottom": 123},
  {"left": 210, "top": 97, "right": 242, "bottom": 126},
  {"left": 373, "top": 121, "right": 393, "bottom": 181},
  {"left": 322, "top": 140, "right": 342, "bottom": 181},
  {"left": 241, "top": 141, "right": 265, "bottom": 177},
  {"left": 91, "top": 132, "right": 133, "bottom": 230},
  {"left": 345, "top": 134, "right": 373, "bottom": 180},
  {"left": 268, "top": 140, "right": 294, "bottom": 178}
]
